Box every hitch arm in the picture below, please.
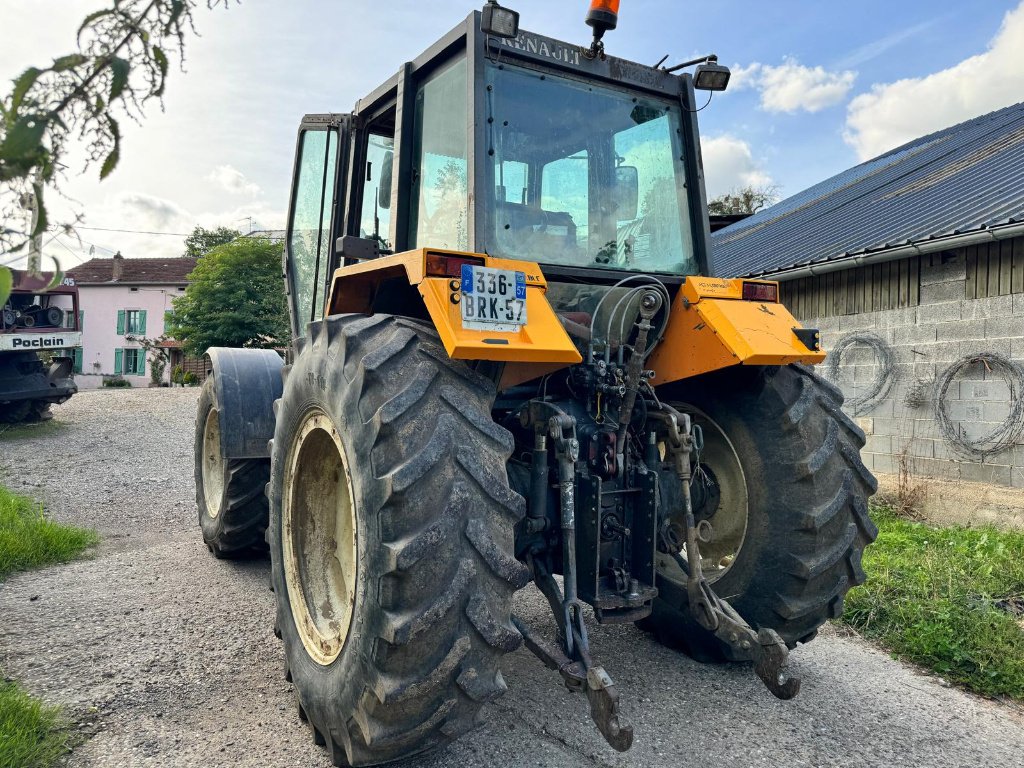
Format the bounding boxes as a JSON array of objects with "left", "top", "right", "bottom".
[
  {"left": 652, "top": 408, "right": 801, "bottom": 701},
  {"left": 518, "top": 402, "right": 635, "bottom": 752}
]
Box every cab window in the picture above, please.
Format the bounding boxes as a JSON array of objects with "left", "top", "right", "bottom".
[
  {"left": 408, "top": 56, "right": 469, "bottom": 251},
  {"left": 287, "top": 129, "right": 338, "bottom": 332},
  {"left": 359, "top": 132, "right": 395, "bottom": 251}
]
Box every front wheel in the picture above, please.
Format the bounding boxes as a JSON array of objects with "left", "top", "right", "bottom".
[
  {"left": 194, "top": 377, "right": 270, "bottom": 557},
  {"left": 639, "top": 364, "right": 878, "bottom": 661},
  {"left": 268, "top": 315, "right": 528, "bottom": 767}
]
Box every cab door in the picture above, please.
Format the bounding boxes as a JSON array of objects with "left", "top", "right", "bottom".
[{"left": 285, "top": 115, "right": 349, "bottom": 339}]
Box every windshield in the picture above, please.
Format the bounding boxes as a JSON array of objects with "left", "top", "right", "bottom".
[{"left": 484, "top": 63, "right": 696, "bottom": 275}]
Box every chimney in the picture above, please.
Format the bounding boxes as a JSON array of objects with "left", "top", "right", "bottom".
[{"left": 111, "top": 251, "right": 124, "bottom": 281}]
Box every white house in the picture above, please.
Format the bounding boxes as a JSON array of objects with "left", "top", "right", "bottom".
[{"left": 66, "top": 253, "right": 197, "bottom": 388}]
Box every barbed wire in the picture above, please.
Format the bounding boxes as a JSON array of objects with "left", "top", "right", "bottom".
[
  {"left": 933, "top": 352, "right": 1024, "bottom": 459},
  {"left": 825, "top": 332, "right": 897, "bottom": 416}
]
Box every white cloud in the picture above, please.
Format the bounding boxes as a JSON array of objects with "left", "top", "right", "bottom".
[
  {"left": 729, "top": 58, "right": 855, "bottom": 113},
  {"left": 701, "top": 135, "right": 774, "bottom": 200},
  {"left": 206, "top": 165, "right": 262, "bottom": 197},
  {"left": 34, "top": 191, "right": 285, "bottom": 268},
  {"left": 845, "top": 1, "right": 1024, "bottom": 161}
]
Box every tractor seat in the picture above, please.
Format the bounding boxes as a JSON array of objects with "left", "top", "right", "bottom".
[{"left": 496, "top": 201, "right": 578, "bottom": 256}]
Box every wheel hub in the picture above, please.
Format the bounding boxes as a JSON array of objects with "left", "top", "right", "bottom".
[
  {"left": 658, "top": 408, "right": 748, "bottom": 584},
  {"left": 282, "top": 409, "right": 358, "bottom": 666}
]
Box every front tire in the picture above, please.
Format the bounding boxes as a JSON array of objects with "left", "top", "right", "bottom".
[
  {"left": 194, "top": 377, "right": 270, "bottom": 557},
  {"left": 269, "top": 315, "right": 528, "bottom": 767},
  {"left": 639, "top": 364, "right": 878, "bottom": 661}
]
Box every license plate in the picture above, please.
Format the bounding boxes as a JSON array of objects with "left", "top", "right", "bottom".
[{"left": 460, "top": 265, "right": 527, "bottom": 332}]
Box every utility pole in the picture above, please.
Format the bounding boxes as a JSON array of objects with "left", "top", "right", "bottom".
[{"left": 21, "top": 169, "right": 43, "bottom": 275}]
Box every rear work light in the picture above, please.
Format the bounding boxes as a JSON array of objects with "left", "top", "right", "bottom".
[
  {"left": 482, "top": 2, "right": 520, "bottom": 39},
  {"left": 741, "top": 281, "right": 779, "bottom": 303},
  {"left": 426, "top": 253, "right": 485, "bottom": 278}
]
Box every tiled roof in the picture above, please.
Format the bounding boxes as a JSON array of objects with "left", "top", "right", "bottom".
[
  {"left": 68, "top": 256, "right": 198, "bottom": 285},
  {"left": 711, "top": 101, "right": 1024, "bottom": 277}
]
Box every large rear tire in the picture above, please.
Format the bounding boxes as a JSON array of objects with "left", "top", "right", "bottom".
[
  {"left": 268, "top": 315, "right": 527, "bottom": 767},
  {"left": 639, "top": 363, "right": 878, "bottom": 662},
  {"left": 194, "top": 377, "right": 270, "bottom": 557},
  {"left": 0, "top": 401, "right": 32, "bottom": 424}
]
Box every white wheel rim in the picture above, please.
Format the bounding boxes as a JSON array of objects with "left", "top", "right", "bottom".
[
  {"left": 202, "top": 408, "right": 225, "bottom": 518},
  {"left": 282, "top": 409, "right": 358, "bottom": 666}
]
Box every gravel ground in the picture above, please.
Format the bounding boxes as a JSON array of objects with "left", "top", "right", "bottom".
[{"left": 2, "top": 388, "right": 1024, "bottom": 767}]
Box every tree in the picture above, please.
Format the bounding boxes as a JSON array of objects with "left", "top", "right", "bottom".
[
  {"left": 0, "top": 1, "right": 234, "bottom": 305},
  {"left": 166, "top": 237, "right": 288, "bottom": 356},
  {"left": 708, "top": 185, "right": 780, "bottom": 215},
  {"left": 184, "top": 226, "right": 240, "bottom": 258}
]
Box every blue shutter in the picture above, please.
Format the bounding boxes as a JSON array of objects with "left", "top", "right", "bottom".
[
  {"left": 116, "top": 310, "right": 125, "bottom": 335},
  {"left": 137, "top": 351, "right": 145, "bottom": 377},
  {"left": 73, "top": 347, "right": 82, "bottom": 374},
  {"left": 78, "top": 310, "right": 84, "bottom": 331},
  {"left": 138, "top": 310, "right": 147, "bottom": 335},
  {"left": 114, "top": 348, "right": 123, "bottom": 374}
]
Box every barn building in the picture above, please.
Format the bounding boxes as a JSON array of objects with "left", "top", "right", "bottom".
[{"left": 712, "top": 102, "right": 1024, "bottom": 517}]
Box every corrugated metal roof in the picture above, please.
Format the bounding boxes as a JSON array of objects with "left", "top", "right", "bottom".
[{"left": 711, "top": 101, "right": 1024, "bottom": 278}]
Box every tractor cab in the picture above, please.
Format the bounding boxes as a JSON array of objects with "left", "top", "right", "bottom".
[{"left": 284, "top": 3, "right": 726, "bottom": 337}]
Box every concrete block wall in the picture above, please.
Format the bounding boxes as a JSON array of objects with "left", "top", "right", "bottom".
[{"left": 796, "top": 246, "right": 1024, "bottom": 489}]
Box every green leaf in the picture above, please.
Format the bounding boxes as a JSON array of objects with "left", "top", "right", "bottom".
[
  {"left": 77, "top": 9, "right": 114, "bottom": 44},
  {"left": 30, "top": 182, "right": 48, "bottom": 238},
  {"left": 152, "top": 47, "right": 169, "bottom": 97},
  {"left": 100, "top": 147, "right": 119, "bottom": 180},
  {"left": 0, "top": 266, "right": 12, "bottom": 307},
  {"left": 0, "top": 114, "right": 46, "bottom": 159},
  {"left": 44, "top": 257, "right": 63, "bottom": 290},
  {"left": 165, "top": 0, "right": 186, "bottom": 33},
  {"left": 108, "top": 56, "right": 130, "bottom": 102},
  {"left": 10, "top": 67, "right": 43, "bottom": 110},
  {"left": 52, "top": 54, "right": 88, "bottom": 72},
  {"left": 100, "top": 115, "right": 121, "bottom": 180}
]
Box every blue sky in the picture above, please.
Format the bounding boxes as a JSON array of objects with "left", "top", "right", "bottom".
[{"left": 2, "top": 0, "right": 1023, "bottom": 263}]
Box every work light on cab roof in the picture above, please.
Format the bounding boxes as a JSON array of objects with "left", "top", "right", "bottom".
[{"left": 481, "top": 0, "right": 520, "bottom": 39}]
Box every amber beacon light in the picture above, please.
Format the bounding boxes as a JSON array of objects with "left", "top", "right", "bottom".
[{"left": 586, "top": 0, "right": 620, "bottom": 42}]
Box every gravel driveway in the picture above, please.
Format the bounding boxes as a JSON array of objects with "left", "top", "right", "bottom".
[{"left": 2, "top": 388, "right": 1023, "bottom": 767}]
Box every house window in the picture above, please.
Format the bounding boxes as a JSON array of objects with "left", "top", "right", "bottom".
[
  {"left": 116, "top": 348, "right": 146, "bottom": 376},
  {"left": 117, "top": 309, "right": 147, "bottom": 336}
]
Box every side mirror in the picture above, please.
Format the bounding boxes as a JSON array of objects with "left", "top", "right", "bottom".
[
  {"left": 377, "top": 150, "right": 394, "bottom": 210},
  {"left": 614, "top": 165, "right": 639, "bottom": 220}
]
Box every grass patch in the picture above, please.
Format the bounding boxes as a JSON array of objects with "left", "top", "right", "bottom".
[
  {"left": 0, "top": 487, "right": 95, "bottom": 765},
  {"left": 0, "top": 681, "right": 71, "bottom": 768},
  {"left": 0, "top": 485, "right": 97, "bottom": 581},
  {"left": 842, "top": 506, "right": 1024, "bottom": 699}
]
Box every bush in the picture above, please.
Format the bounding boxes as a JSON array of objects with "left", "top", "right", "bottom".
[
  {"left": 149, "top": 354, "right": 167, "bottom": 387},
  {"left": 101, "top": 375, "right": 131, "bottom": 388},
  {"left": 171, "top": 364, "right": 184, "bottom": 385},
  {"left": 182, "top": 371, "right": 198, "bottom": 386}
]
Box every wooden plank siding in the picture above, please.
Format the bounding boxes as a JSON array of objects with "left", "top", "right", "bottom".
[
  {"left": 779, "top": 254, "right": 924, "bottom": 321},
  {"left": 965, "top": 237, "right": 1024, "bottom": 300},
  {"left": 780, "top": 236, "right": 1024, "bottom": 320}
]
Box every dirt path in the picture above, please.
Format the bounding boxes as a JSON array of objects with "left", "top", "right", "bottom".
[{"left": 2, "top": 388, "right": 1023, "bottom": 767}]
